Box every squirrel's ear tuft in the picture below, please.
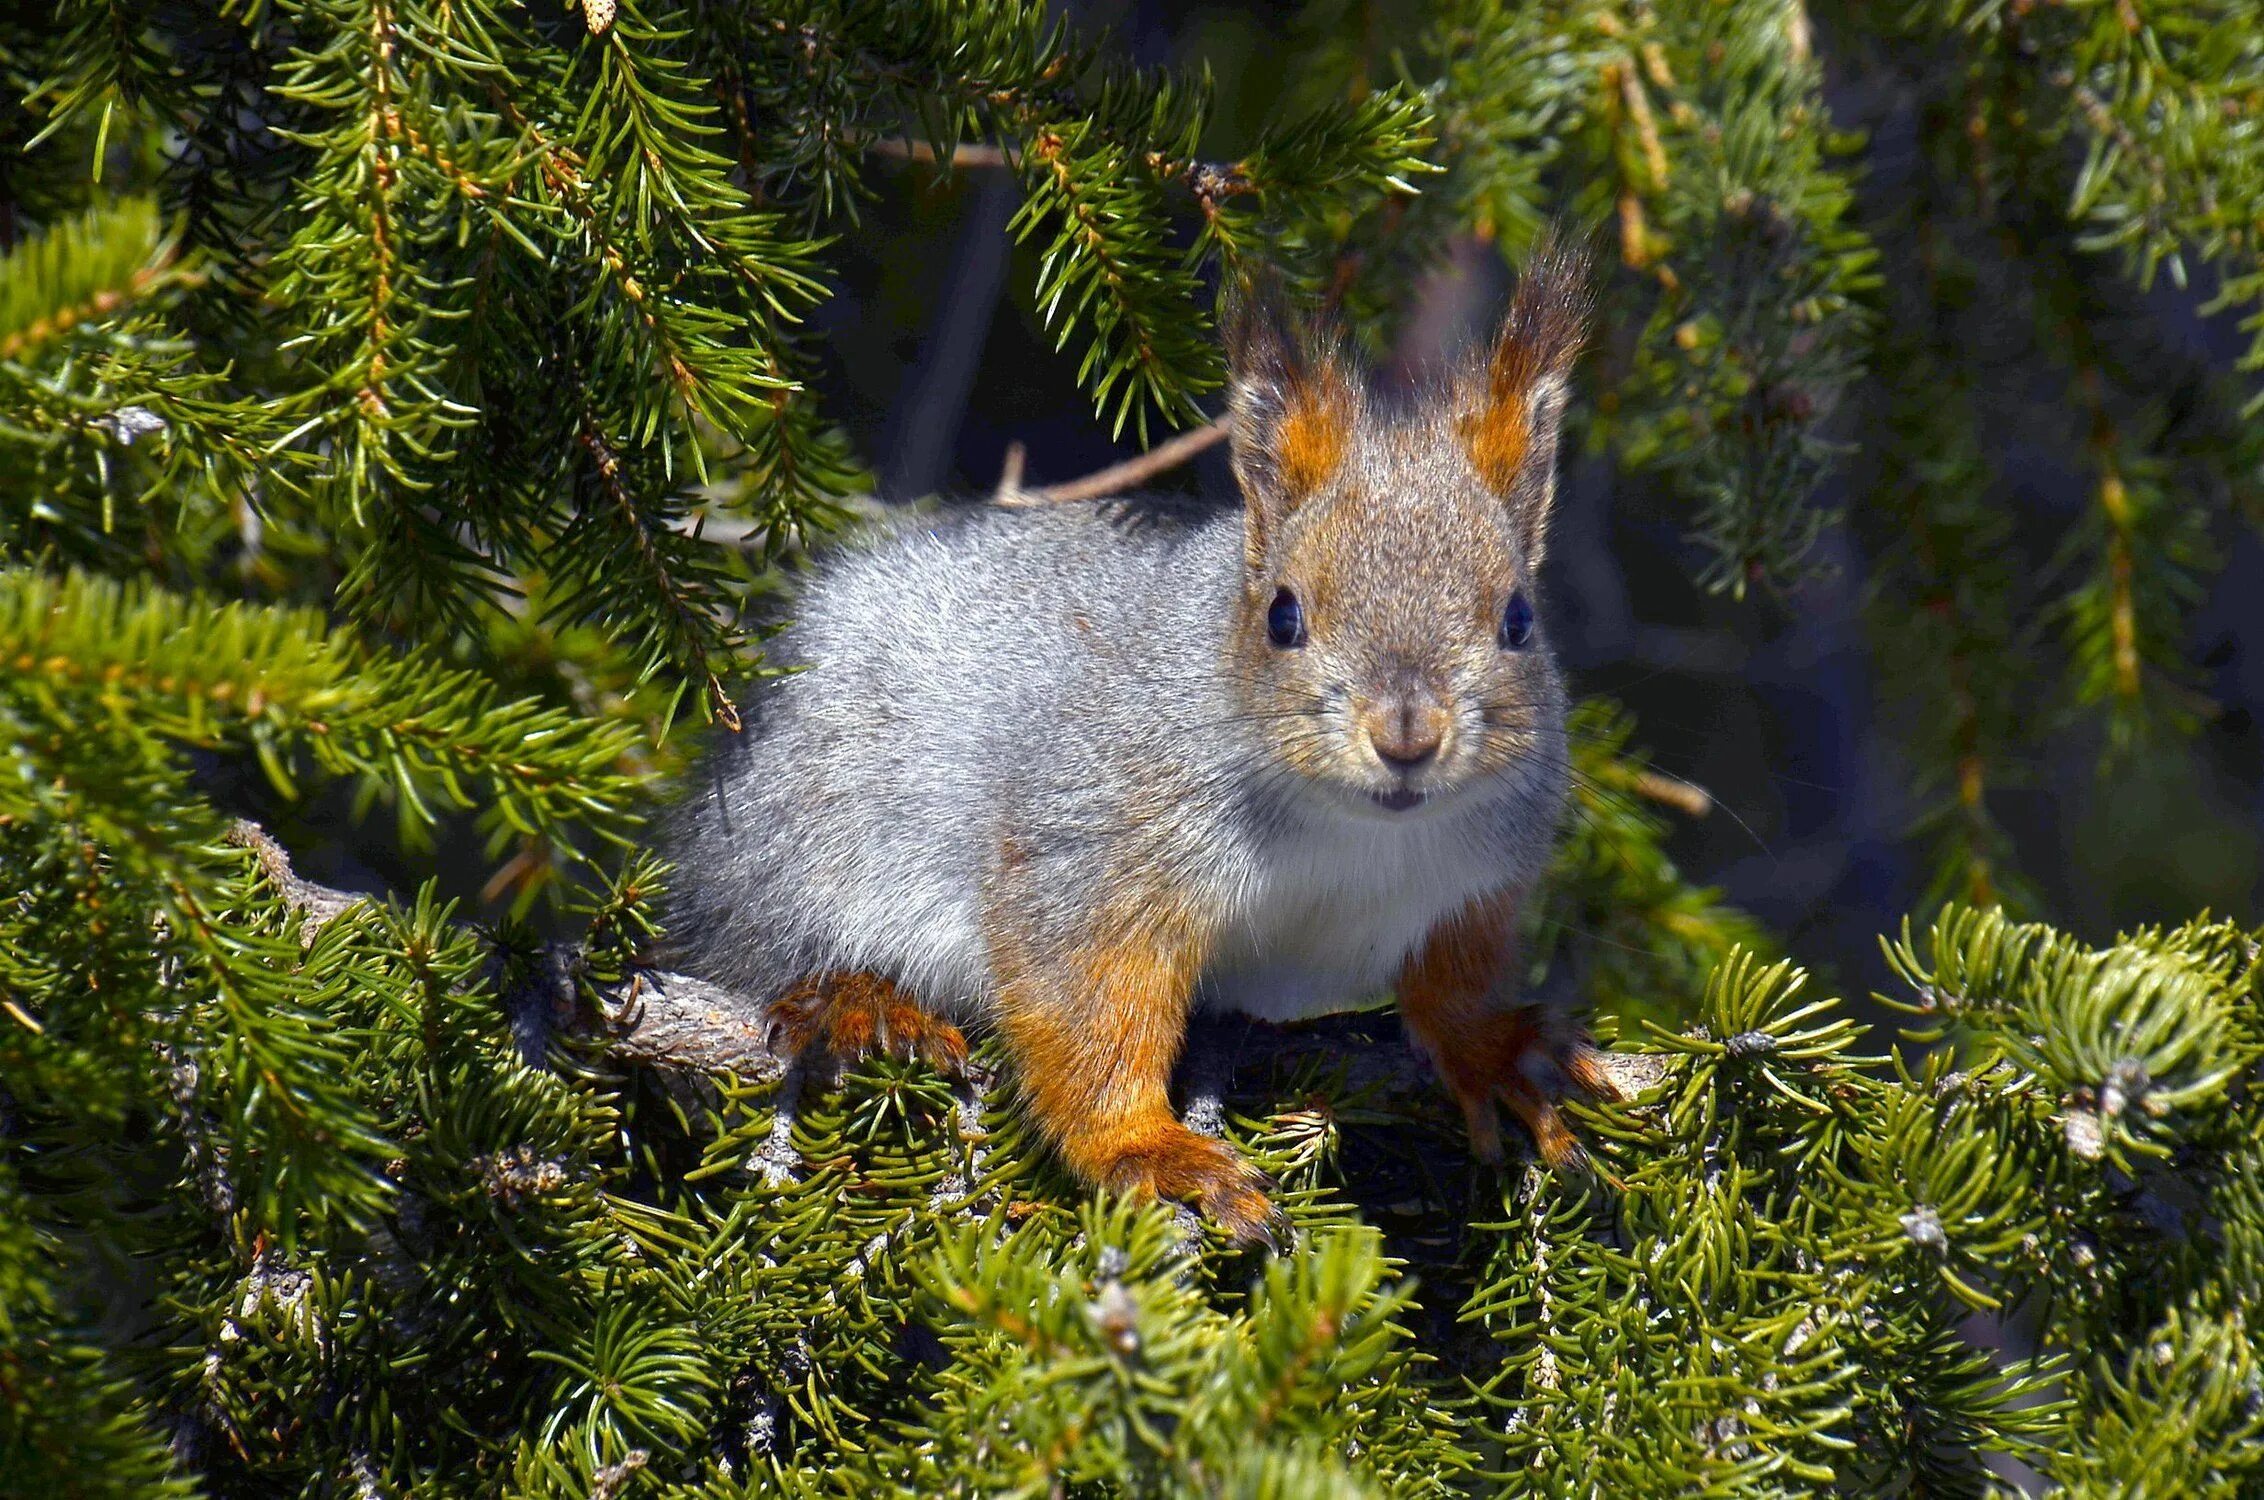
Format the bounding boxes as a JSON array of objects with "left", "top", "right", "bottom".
[
  {"left": 1224, "top": 280, "right": 1356, "bottom": 566},
  {"left": 1460, "top": 230, "right": 1593, "bottom": 550}
]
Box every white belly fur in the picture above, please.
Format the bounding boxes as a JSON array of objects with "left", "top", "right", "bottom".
[{"left": 1198, "top": 805, "right": 1507, "bottom": 1022}]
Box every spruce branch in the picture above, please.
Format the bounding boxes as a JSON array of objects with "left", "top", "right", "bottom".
[
  {"left": 223, "top": 821, "right": 370, "bottom": 937},
  {"left": 4, "top": 6, "right": 2262, "bottom": 1492},
  {"left": 1930, "top": 0, "right": 2264, "bottom": 409},
  {"left": 0, "top": 568, "right": 649, "bottom": 873},
  {"left": 191, "top": 820, "right": 1400, "bottom": 1088},
  {"left": 0, "top": 196, "right": 178, "bottom": 363}
]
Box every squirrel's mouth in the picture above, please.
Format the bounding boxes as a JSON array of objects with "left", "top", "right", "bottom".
[{"left": 1370, "top": 787, "right": 1425, "bottom": 812}]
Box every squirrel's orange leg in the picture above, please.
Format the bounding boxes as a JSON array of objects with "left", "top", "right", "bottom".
[
  {"left": 989, "top": 916, "right": 1279, "bottom": 1248},
  {"left": 767, "top": 971, "right": 967, "bottom": 1075},
  {"left": 1396, "top": 889, "right": 1618, "bottom": 1168}
]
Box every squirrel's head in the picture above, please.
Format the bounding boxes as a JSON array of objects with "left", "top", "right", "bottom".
[{"left": 1223, "top": 237, "right": 1590, "bottom": 817}]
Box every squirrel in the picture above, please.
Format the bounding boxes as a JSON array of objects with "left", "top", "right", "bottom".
[{"left": 664, "top": 238, "right": 1613, "bottom": 1246}]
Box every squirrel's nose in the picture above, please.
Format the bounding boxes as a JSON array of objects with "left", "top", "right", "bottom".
[{"left": 1363, "top": 692, "right": 1449, "bottom": 772}]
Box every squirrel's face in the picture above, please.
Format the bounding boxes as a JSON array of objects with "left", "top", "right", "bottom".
[{"left": 1222, "top": 241, "right": 1589, "bottom": 817}]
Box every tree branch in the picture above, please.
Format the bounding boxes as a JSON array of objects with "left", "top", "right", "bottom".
[
  {"left": 213, "top": 822, "right": 1686, "bottom": 1109},
  {"left": 226, "top": 822, "right": 373, "bottom": 937},
  {"left": 999, "top": 415, "right": 1233, "bottom": 505},
  {"left": 229, "top": 819, "right": 791, "bottom": 1076},
  {"left": 594, "top": 967, "right": 789, "bottom": 1081},
  {"left": 684, "top": 414, "right": 1235, "bottom": 547},
  {"left": 868, "top": 136, "right": 1012, "bottom": 170},
  {"left": 1631, "top": 769, "right": 1711, "bottom": 819}
]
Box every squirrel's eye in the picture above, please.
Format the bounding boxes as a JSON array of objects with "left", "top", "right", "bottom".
[
  {"left": 1499, "top": 590, "right": 1535, "bottom": 650},
  {"left": 1266, "top": 588, "right": 1307, "bottom": 649}
]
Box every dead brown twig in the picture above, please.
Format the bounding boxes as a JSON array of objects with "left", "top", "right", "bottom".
[
  {"left": 996, "top": 416, "right": 1233, "bottom": 505},
  {"left": 868, "top": 137, "right": 1013, "bottom": 170}
]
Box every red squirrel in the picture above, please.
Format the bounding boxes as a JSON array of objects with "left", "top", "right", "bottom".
[{"left": 667, "top": 241, "right": 1611, "bottom": 1244}]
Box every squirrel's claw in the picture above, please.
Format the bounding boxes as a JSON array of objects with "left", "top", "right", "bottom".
[
  {"left": 1098, "top": 1126, "right": 1282, "bottom": 1251},
  {"left": 768, "top": 972, "right": 967, "bottom": 1077},
  {"left": 1208, "top": 1181, "right": 1292, "bottom": 1253},
  {"left": 1428, "top": 1011, "right": 1620, "bottom": 1172}
]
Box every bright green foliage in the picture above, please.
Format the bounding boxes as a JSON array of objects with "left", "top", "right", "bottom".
[
  {"left": 869, "top": 1209, "right": 1451, "bottom": 1496},
  {"left": 3, "top": 0, "right": 2262, "bottom": 1494},
  {"left": 0, "top": 566, "right": 648, "bottom": 1240},
  {"left": 13, "top": 815, "right": 2260, "bottom": 1493}
]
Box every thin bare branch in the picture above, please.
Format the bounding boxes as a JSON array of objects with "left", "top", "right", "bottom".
[
  {"left": 1632, "top": 769, "right": 1712, "bottom": 819},
  {"left": 1002, "top": 415, "right": 1233, "bottom": 506},
  {"left": 994, "top": 440, "right": 1027, "bottom": 501},
  {"left": 868, "top": 136, "right": 1013, "bottom": 169}
]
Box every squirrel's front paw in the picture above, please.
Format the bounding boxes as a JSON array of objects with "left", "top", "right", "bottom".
[
  {"left": 1425, "top": 1008, "right": 1620, "bottom": 1170},
  {"left": 1096, "top": 1126, "right": 1284, "bottom": 1250}
]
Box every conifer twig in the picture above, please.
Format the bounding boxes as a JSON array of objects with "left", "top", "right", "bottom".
[
  {"left": 1001, "top": 415, "right": 1233, "bottom": 506},
  {"left": 227, "top": 820, "right": 788, "bottom": 1075},
  {"left": 993, "top": 440, "right": 1027, "bottom": 501},
  {"left": 595, "top": 968, "right": 790, "bottom": 1081},
  {"left": 1631, "top": 769, "right": 1711, "bottom": 819},
  {"left": 225, "top": 822, "right": 372, "bottom": 938},
  {"left": 868, "top": 137, "right": 1012, "bottom": 169}
]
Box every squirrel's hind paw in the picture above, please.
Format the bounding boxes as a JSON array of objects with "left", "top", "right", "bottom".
[
  {"left": 767, "top": 972, "right": 967, "bottom": 1076},
  {"left": 1097, "top": 1127, "right": 1284, "bottom": 1251}
]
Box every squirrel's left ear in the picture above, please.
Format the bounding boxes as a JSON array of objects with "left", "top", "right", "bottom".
[
  {"left": 1461, "top": 232, "right": 1592, "bottom": 558},
  {"left": 1223, "top": 279, "right": 1358, "bottom": 572}
]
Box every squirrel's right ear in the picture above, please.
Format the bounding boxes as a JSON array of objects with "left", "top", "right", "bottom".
[{"left": 1223, "top": 280, "right": 1356, "bottom": 569}]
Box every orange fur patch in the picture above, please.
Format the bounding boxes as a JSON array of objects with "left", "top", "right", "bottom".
[
  {"left": 1458, "top": 385, "right": 1531, "bottom": 494},
  {"left": 1462, "top": 236, "right": 1590, "bottom": 493},
  {"left": 995, "top": 924, "right": 1199, "bottom": 1173},
  {"left": 1277, "top": 384, "right": 1353, "bottom": 495},
  {"left": 983, "top": 877, "right": 1275, "bottom": 1242},
  {"left": 1093, "top": 1121, "right": 1275, "bottom": 1242},
  {"left": 1397, "top": 889, "right": 1615, "bottom": 1166},
  {"left": 1398, "top": 888, "right": 1520, "bottom": 1010}
]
